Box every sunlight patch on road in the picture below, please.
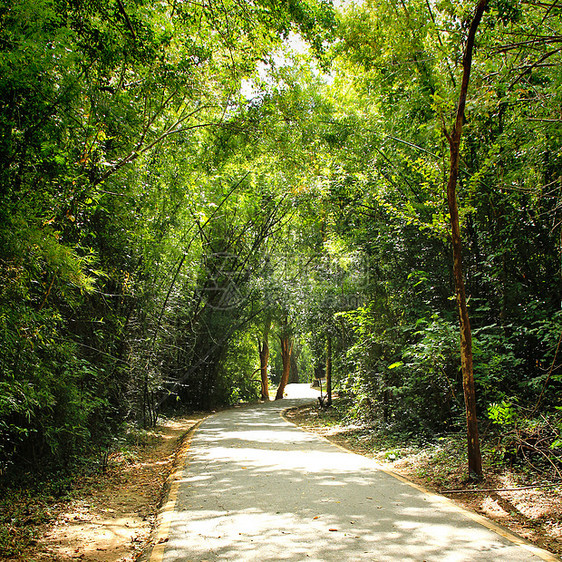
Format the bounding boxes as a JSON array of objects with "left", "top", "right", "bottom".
[{"left": 193, "top": 445, "right": 374, "bottom": 474}]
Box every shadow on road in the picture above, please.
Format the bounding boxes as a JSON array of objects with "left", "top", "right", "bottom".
[{"left": 161, "top": 385, "right": 547, "bottom": 561}]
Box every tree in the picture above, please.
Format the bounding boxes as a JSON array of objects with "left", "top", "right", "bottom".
[
  {"left": 258, "top": 315, "right": 272, "bottom": 401},
  {"left": 324, "top": 334, "right": 333, "bottom": 407},
  {"left": 443, "top": 0, "right": 488, "bottom": 479},
  {"left": 275, "top": 315, "right": 294, "bottom": 400},
  {"left": 0, "top": 0, "right": 337, "bottom": 472},
  {"left": 3, "top": 0, "right": 562, "bottom": 482}
]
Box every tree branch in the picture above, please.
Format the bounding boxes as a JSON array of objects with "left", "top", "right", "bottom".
[
  {"left": 116, "top": 0, "right": 137, "bottom": 39},
  {"left": 509, "top": 47, "right": 562, "bottom": 88}
]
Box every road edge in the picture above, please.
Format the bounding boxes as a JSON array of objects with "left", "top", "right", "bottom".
[
  {"left": 144, "top": 417, "right": 207, "bottom": 562},
  {"left": 280, "top": 407, "right": 560, "bottom": 562}
]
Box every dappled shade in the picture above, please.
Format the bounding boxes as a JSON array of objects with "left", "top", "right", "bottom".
[{"left": 161, "top": 388, "right": 544, "bottom": 561}]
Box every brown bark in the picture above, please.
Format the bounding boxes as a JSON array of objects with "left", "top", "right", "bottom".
[
  {"left": 289, "top": 345, "right": 300, "bottom": 383},
  {"left": 445, "top": 0, "right": 488, "bottom": 480},
  {"left": 325, "top": 335, "right": 332, "bottom": 407},
  {"left": 258, "top": 318, "right": 271, "bottom": 401},
  {"left": 275, "top": 335, "right": 293, "bottom": 400}
]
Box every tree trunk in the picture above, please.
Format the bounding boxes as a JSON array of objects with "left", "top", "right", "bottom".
[
  {"left": 258, "top": 318, "right": 271, "bottom": 401},
  {"left": 289, "top": 345, "right": 300, "bottom": 383},
  {"left": 275, "top": 335, "right": 293, "bottom": 400},
  {"left": 325, "top": 335, "right": 332, "bottom": 407},
  {"left": 259, "top": 339, "right": 270, "bottom": 401},
  {"left": 445, "top": 0, "right": 487, "bottom": 480}
]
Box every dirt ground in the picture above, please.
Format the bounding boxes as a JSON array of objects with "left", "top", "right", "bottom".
[
  {"left": 284, "top": 405, "right": 562, "bottom": 559},
  {"left": 4, "top": 415, "right": 204, "bottom": 562}
]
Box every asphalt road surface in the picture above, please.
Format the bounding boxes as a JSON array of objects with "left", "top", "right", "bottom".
[{"left": 151, "top": 384, "right": 556, "bottom": 562}]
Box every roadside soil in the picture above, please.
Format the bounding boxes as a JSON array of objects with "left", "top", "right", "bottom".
[
  {"left": 2, "top": 414, "right": 205, "bottom": 562},
  {"left": 284, "top": 404, "right": 562, "bottom": 559}
]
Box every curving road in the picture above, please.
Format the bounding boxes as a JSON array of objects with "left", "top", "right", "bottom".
[{"left": 151, "top": 384, "right": 557, "bottom": 562}]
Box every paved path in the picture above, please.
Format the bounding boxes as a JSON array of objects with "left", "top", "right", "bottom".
[{"left": 153, "top": 384, "right": 556, "bottom": 561}]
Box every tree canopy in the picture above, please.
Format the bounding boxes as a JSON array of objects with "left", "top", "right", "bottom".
[{"left": 1, "top": 0, "right": 561, "bottom": 480}]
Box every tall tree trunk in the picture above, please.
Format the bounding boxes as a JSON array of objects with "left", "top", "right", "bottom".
[
  {"left": 289, "top": 344, "right": 300, "bottom": 383},
  {"left": 445, "top": 0, "right": 488, "bottom": 480},
  {"left": 325, "top": 334, "right": 332, "bottom": 407},
  {"left": 258, "top": 318, "right": 271, "bottom": 401},
  {"left": 275, "top": 335, "right": 293, "bottom": 400}
]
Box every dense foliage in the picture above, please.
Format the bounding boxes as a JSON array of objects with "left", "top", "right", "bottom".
[{"left": 1, "top": 0, "right": 560, "bottom": 480}]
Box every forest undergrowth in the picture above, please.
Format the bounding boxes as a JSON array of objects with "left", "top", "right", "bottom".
[
  {"left": 0, "top": 414, "right": 205, "bottom": 562},
  {"left": 285, "top": 401, "right": 562, "bottom": 558}
]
